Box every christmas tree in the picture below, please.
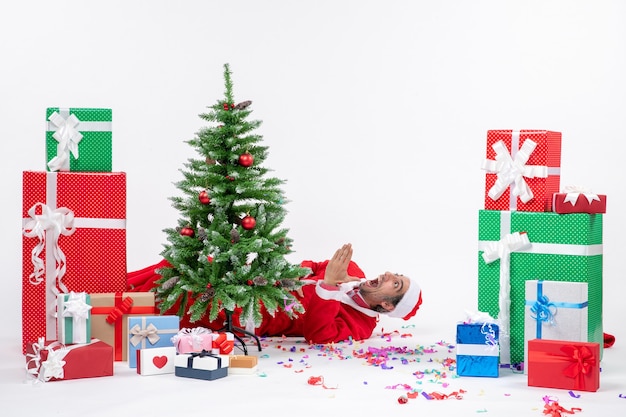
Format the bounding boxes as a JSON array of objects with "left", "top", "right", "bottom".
[{"left": 155, "top": 63, "right": 308, "bottom": 330}]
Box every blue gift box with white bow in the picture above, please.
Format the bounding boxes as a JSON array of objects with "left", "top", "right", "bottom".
[
  {"left": 127, "top": 315, "right": 179, "bottom": 368},
  {"left": 456, "top": 323, "right": 500, "bottom": 377}
]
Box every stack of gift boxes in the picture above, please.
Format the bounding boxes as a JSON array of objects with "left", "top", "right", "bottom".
[
  {"left": 456, "top": 129, "right": 604, "bottom": 392},
  {"left": 21, "top": 107, "right": 248, "bottom": 383}
]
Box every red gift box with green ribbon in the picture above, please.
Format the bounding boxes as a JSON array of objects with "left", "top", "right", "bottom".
[
  {"left": 21, "top": 171, "right": 127, "bottom": 354},
  {"left": 527, "top": 339, "right": 600, "bottom": 392},
  {"left": 482, "top": 130, "right": 561, "bottom": 212}
]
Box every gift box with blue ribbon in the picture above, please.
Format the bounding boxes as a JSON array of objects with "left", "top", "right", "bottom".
[
  {"left": 523, "top": 280, "right": 588, "bottom": 372},
  {"left": 456, "top": 322, "right": 500, "bottom": 377},
  {"left": 174, "top": 350, "right": 228, "bottom": 381}
]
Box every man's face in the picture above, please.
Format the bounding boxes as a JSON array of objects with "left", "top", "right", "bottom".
[{"left": 358, "top": 272, "right": 410, "bottom": 304}]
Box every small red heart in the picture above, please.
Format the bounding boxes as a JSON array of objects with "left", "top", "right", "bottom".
[{"left": 152, "top": 356, "right": 168, "bottom": 369}]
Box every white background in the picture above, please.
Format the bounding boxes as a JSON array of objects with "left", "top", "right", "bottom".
[{"left": 1, "top": 1, "right": 625, "bottom": 414}]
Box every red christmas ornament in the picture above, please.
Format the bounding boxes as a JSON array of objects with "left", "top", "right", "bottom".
[
  {"left": 225, "top": 175, "right": 235, "bottom": 181},
  {"left": 206, "top": 283, "right": 212, "bottom": 289},
  {"left": 241, "top": 215, "right": 256, "bottom": 230},
  {"left": 247, "top": 280, "right": 254, "bottom": 286},
  {"left": 180, "top": 226, "right": 195, "bottom": 237},
  {"left": 223, "top": 103, "right": 234, "bottom": 110},
  {"left": 198, "top": 190, "right": 211, "bottom": 204},
  {"left": 238, "top": 152, "right": 254, "bottom": 167}
]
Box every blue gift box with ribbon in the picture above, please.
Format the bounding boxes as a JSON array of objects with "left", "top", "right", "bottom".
[
  {"left": 456, "top": 323, "right": 500, "bottom": 377},
  {"left": 127, "top": 315, "right": 179, "bottom": 368},
  {"left": 523, "top": 280, "right": 588, "bottom": 372},
  {"left": 174, "top": 350, "right": 229, "bottom": 381}
]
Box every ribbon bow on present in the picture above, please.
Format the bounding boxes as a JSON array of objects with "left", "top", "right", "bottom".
[
  {"left": 530, "top": 294, "right": 557, "bottom": 326},
  {"left": 560, "top": 345, "right": 596, "bottom": 390},
  {"left": 562, "top": 185, "right": 600, "bottom": 206},
  {"left": 482, "top": 138, "right": 548, "bottom": 204},
  {"left": 129, "top": 323, "right": 160, "bottom": 346},
  {"left": 47, "top": 111, "right": 83, "bottom": 172},
  {"left": 62, "top": 291, "right": 92, "bottom": 320},
  {"left": 22, "top": 203, "right": 76, "bottom": 290},
  {"left": 25, "top": 337, "right": 67, "bottom": 384},
  {"left": 105, "top": 296, "right": 134, "bottom": 324},
  {"left": 171, "top": 327, "right": 211, "bottom": 350}
]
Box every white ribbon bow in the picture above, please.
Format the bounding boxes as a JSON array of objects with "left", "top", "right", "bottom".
[
  {"left": 130, "top": 323, "right": 160, "bottom": 346},
  {"left": 482, "top": 139, "right": 548, "bottom": 204},
  {"left": 22, "top": 203, "right": 75, "bottom": 291},
  {"left": 25, "top": 338, "right": 67, "bottom": 383},
  {"left": 47, "top": 111, "right": 83, "bottom": 172},
  {"left": 563, "top": 185, "right": 600, "bottom": 206},
  {"left": 61, "top": 292, "right": 92, "bottom": 343}
]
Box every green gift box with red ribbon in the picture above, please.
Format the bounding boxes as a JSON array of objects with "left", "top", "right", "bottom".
[
  {"left": 90, "top": 292, "right": 157, "bottom": 361},
  {"left": 21, "top": 171, "right": 127, "bottom": 354},
  {"left": 46, "top": 107, "right": 113, "bottom": 172},
  {"left": 477, "top": 209, "right": 603, "bottom": 366},
  {"left": 527, "top": 339, "right": 600, "bottom": 392}
]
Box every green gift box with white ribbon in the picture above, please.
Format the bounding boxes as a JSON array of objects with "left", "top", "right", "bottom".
[
  {"left": 46, "top": 107, "right": 112, "bottom": 172},
  {"left": 477, "top": 209, "right": 603, "bottom": 366}
]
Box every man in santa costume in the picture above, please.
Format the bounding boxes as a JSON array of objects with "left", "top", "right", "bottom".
[{"left": 128, "top": 243, "right": 422, "bottom": 344}]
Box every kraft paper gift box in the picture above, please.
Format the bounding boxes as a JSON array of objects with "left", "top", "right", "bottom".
[
  {"left": 211, "top": 332, "right": 235, "bottom": 355},
  {"left": 552, "top": 186, "right": 607, "bottom": 214},
  {"left": 527, "top": 339, "right": 600, "bottom": 392},
  {"left": 175, "top": 351, "right": 229, "bottom": 381},
  {"left": 127, "top": 315, "right": 180, "bottom": 368},
  {"left": 57, "top": 291, "right": 92, "bottom": 344},
  {"left": 171, "top": 327, "right": 213, "bottom": 354},
  {"left": 25, "top": 338, "right": 113, "bottom": 382},
  {"left": 229, "top": 355, "right": 259, "bottom": 375},
  {"left": 524, "top": 280, "right": 588, "bottom": 372},
  {"left": 21, "top": 171, "right": 127, "bottom": 353},
  {"left": 136, "top": 346, "right": 176, "bottom": 376},
  {"left": 90, "top": 292, "right": 156, "bottom": 361},
  {"left": 482, "top": 130, "right": 561, "bottom": 212},
  {"left": 477, "top": 209, "right": 603, "bottom": 366},
  {"left": 456, "top": 323, "right": 500, "bottom": 377},
  {"left": 46, "top": 107, "right": 112, "bottom": 172}
]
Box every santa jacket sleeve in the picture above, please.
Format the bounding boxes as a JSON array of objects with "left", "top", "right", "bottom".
[{"left": 300, "top": 260, "right": 378, "bottom": 344}]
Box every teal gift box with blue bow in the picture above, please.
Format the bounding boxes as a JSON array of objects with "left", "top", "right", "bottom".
[{"left": 523, "top": 280, "right": 588, "bottom": 372}]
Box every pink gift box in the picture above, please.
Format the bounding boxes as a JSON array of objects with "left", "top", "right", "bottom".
[
  {"left": 482, "top": 130, "right": 561, "bottom": 212},
  {"left": 171, "top": 327, "right": 214, "bottom": 354}
]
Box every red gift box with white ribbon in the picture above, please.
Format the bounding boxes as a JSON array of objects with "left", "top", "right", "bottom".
[
  {"left": 482, "top": 130, "right": 561, "bottom": 212},
  {"left": 21, "top": 171, "right": 127, "bottom": 354},
  {"left": 552, "top": 186, "right": 606, "bottom": 214},
  {"left": 25, "top": 338, "right": 113, "bottom": 383}
]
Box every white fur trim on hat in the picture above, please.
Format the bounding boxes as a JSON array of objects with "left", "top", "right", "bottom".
[{"left": 385, "top": 276, "right": 422, "bottom": 320}]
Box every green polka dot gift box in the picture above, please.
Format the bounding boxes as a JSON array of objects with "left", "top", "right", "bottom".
[
  {"left": 46, "top": 108, "right": 112, "bottom": 172},
  {"left": 477, "top": 209, "right": 603, "bottom": 366}
]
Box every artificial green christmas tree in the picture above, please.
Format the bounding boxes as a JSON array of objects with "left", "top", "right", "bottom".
[{"left": 155, "top": 64, "right": 308, "bottom": 344}]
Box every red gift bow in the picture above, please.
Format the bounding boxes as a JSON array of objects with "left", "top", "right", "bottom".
[
  {"left": 105, "top": 296, "right": 134, "bottom": 324},
  {"left": 560, "top": 344, "right": 596, "bottom": 390},
  {"left": 213, "top": 333, "right": 233, "bottom": 354}
]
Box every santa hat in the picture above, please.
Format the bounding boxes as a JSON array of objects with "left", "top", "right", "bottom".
[{"left": 385, "top": 276, "right": 422, "bottom": 320}]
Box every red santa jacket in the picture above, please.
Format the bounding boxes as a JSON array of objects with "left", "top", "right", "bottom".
[{"left": 127, "top": 258, "right": 379, "bottom": 344}]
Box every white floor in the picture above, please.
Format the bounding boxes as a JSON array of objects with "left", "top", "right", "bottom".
[{"left": 1, "top": 316, "right": 623, "bottom": 416}]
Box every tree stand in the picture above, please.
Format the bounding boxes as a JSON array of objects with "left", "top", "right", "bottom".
[{"left": 220, "top": 310, "right": 262, "bottom": 355}]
